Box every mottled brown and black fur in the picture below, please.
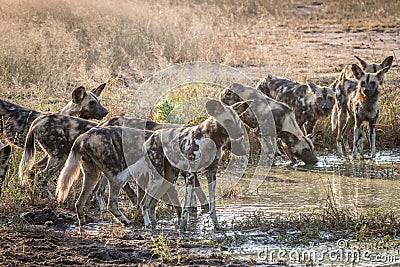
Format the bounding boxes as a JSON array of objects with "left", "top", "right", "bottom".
[
  {"left": 256, "top": 76, "right": 334, "bottom": 135},
  {"left": 0, "top": 84, "right": 108, "bottom": 148},
  {"left": 332, "top": 55, "right": 393, "bottom": 157},
  {"left": 56, "top": 126, "right": 163, "bottom": 226},
  {"left": 0, "top": 142, "right": 11, "bottom": 197},
  {"left": 135, "top": 100, "right": 248, "bottom": 231},
  {"left": 220, "top": 83, "right": 318, "bottom": 165},
  {"left": 19, "top": 114, "right": 98, "bottom": 191},
  {"left": 334, "top": 64, "right": 390, "bottom": 158}
]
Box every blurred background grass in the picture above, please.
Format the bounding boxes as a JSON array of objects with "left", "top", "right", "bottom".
[{"left": 0, "top": 0, "right": 398, "bottom": 144}]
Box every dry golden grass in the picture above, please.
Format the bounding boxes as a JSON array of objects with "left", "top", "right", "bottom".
[{"left": 0, "top": 0, "right": 398, "bottom": 136}]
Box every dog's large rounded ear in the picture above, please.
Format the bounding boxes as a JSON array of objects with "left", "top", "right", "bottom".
[
  {"left": 91, "top": 83, "right": 106, "bottom": 97},
  {"left": 206, "top": 100, "right": 225, "bottom": 117},
  {"left": 351, "top": 64, "right": 364, "bottom": 80},
  {"left": 354, "top": 55, "right": 368, "bottom": 70},
  {"left": 72, "top": 86, "right": 87, "bottom": 104},
  {"left": 306, "top": 80, "right": 318, "bottom": 94},
  {"left": 376, "top": 66, "right": 391, "bottom": 82},
  {"left": 279, "top": 131, "right": 298, "bottom": 145},
  {"left": 381, "top": 56, "right": 393, "bottom": 69}
]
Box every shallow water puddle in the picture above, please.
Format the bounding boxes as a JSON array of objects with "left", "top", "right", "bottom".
[{"left": 194, "top": 149, "right": 400, "bottom": 266}]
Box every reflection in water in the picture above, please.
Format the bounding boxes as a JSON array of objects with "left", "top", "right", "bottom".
[{"left": 212, "top": 149, "right": 400, "bottom": 225}]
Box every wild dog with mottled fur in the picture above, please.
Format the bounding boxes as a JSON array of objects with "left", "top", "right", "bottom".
[
  {"left": 18, "top": 112, "right": 205, "bottom": 223},
  {"left": 220, "top": 83, "right": 318, "bottom": 165},
  {"left": 334, "top": 64, "right": 390, "bottom": 158},
  {"left": 256, "top": 76, "right": 335, "bottom": 135},
  {"left": 0, "top": 141, "right": 12, "bottom": 197},
  {"left": 19, "top": 114, "right": 98, "bottom": 192},
  {"left": 18, "top": 114, "right": 194, "bottom": 203},
  {"left": 332, "top": 55, "right": 393, "bottom": 157},
  {"left": 95, "top": 117, "right": 209, "bottom": 214},
  {"left": 0, "top": 84, "right": 108, "bottom": 148},
  {"left": 125, "top": 100, "right": 248, "bottom": 231},
  {"left": 56, "top": 100, "right": 247, "bottom": 229},
  {"left": 55, "top": 126, "right": 178, "bottom": 226}
]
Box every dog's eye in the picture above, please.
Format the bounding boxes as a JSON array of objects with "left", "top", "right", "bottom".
[
  {"left": 370, "top": 81, "right": 376, "bottom": 87},
  {"left": 361, "top": 81, "right": 366, "bottom": 87},
  {"left": 327, "top": 96, "right": 334, "bottom": 100},
  {"left": 89, "top": 100, "right": 96, "bottom": 105}
]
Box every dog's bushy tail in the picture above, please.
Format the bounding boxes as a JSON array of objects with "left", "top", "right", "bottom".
[
  {"left": 18, "top": 124, "right": 36, "bottom": 182},
  {"left": 56, "top": 135, "right": 85, "bottom": 203}
]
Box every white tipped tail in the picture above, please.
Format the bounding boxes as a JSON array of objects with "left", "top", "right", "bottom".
[{"left": 56, "top": 138, "right": 83, "bottom": 203}]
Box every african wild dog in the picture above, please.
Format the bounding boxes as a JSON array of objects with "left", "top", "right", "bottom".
[
  {"left": 18, "top": 112, "right": 207, "bottom": 221},
  {"left": 57, "top": 100, "right": 248, "bottom": 231},
  {"left": 333, "top": 64, "right": 390, "bottom": 158},
  {"left": 118, "top": 99, "right": 248, "bottom": 231},
  {"left": 0, "top": 83, "right": 108, "bottom": 149},
  {"left": 18, "top": 114, "right": 98, "bottom": 194},
  {"left": 55, "top": 126, "right": 184, "bottom": 227},
  {"left": 55, "top": 126, "right": 169, "bottom": 226},
  {"left": 220, "top": 83, "right": 318, "bottom": 165},
  {"left": 17, "top": 114, "right": 177, "bottom": 199},
  {"left": 95, "top": 117, "right": 209, "bottom": 214},
  {"left": 332, "top": 56, "right": 393, "bottom": 157},
  {"left": 256, "top": 76, "right": 335, "bottom": 135},
  {"left": 0, "top": 141, "right": 12, "bottom": 197}
]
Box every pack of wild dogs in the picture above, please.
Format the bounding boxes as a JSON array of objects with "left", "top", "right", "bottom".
[{"left": 0, "top": 55, "right": 393, "bottom": 231}]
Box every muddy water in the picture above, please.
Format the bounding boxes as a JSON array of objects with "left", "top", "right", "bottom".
[
  {"left": 191, "top": 149, "right": 400, "bottom": 266},
  {"left": 215, "top": 149, "right": 400, "bottom": 220}
]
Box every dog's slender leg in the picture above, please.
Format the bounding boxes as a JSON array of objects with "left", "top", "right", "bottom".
[
  {"left": 370, "top": 123, "right": 376, "bottom": 158},
  {"left": 106, "top": 169, "right": 132, "bottom": 226},
  {"left": 141, "top": 188, "right": 162, "bottom": 229},
  {"left": 165, "top": 185, "right": 182, "bottom": 225},
  {"left": 336, "top": 109, "right": 348, "bottom": 157},
  {"left": 180, "top": 172, "right": 194, "bottom": 232},
  {"left": 140, "top": 193, "right": 152, "bottom": 229},
  {"left": 206, "top": 166, "right": 221, "bottom": 231},
  {"left": 193, "top": 174, "right": 209, "bottom": 213},
  {"left": 353, "top": 124, "right": 360, "bottom": 158},
  {"left": 134, "top": 172, "right": 151, "bottom": 228},
  {"left": 148, "top": 197, "right": 158, "bottom": 225},
  {"left": 123, "top": 183, "right": 138, "bottom": 206},
  {"left": 75, "top": 160, "right": 100, "bottom": 227},
  {"left": 93, "top": 175, "right": 108, "bottom": 213}
]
